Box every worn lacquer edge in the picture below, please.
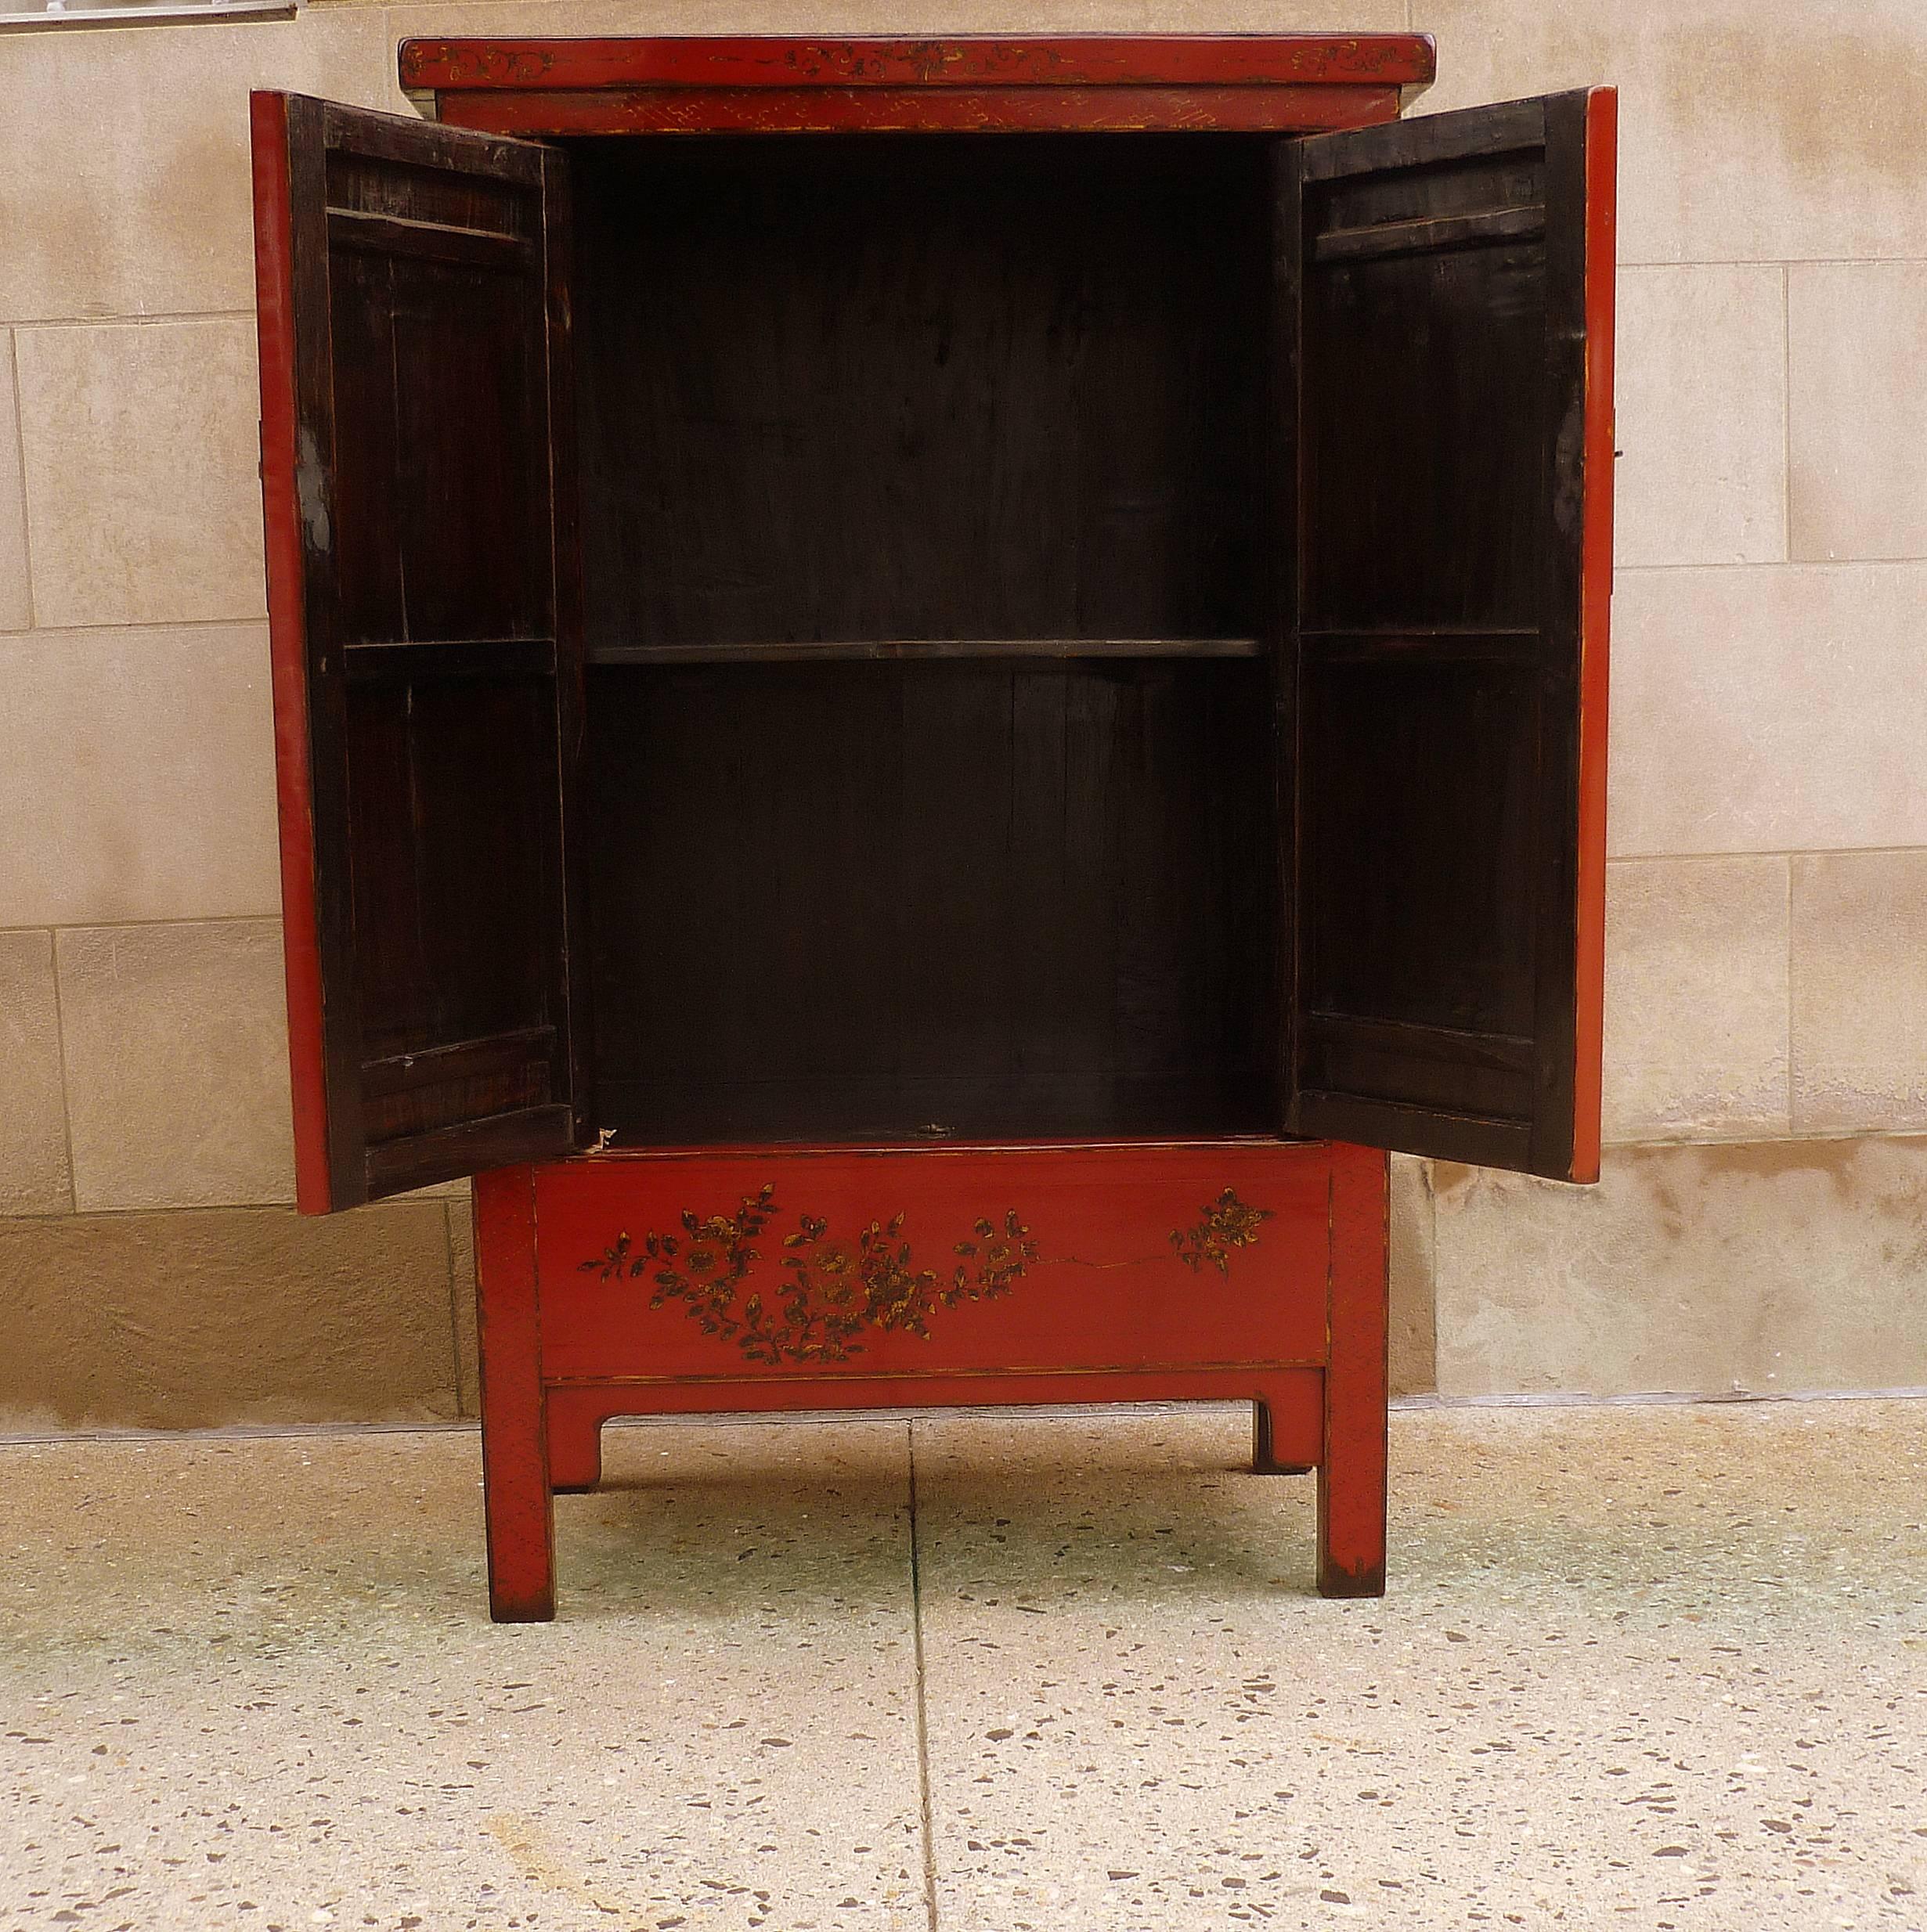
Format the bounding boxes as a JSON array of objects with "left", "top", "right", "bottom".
[
  {"left": 399, "top": 34, "right": 1439, "bottom": 94},
  {"left": 1568, "top": 86, "right": 1616, "bottom": 1186},
  {"left": 251, "top": 91, "right": 334, "bottom": 1216}
]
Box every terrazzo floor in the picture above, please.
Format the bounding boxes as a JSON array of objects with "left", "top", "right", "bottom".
[{"left": 1, "top": 1399, "right": 1922, "bottom": 1931}]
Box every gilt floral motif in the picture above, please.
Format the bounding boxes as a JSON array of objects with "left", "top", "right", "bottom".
[
  {"left": 1169, "top": 1188, "right": 1274, "bottom": 1275},
  {"left": 579, "top": 1188, "right": 1039, "bottom": 1367},
  {"left": 581, "top": 1182, "right": 1272, "bottom": 1364}
]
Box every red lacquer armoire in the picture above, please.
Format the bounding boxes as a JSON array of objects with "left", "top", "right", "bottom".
[{"left": 249, "top": 35, "right": 1615, "bottom": 1620}]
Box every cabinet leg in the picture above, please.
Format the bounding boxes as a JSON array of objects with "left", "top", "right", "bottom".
[
  {"left": 475, "top": 1166, "right": 555, "bottom": 1623},
  {"left": 1317, "top": 1146, "right": 1389, "bottom": 1599},
  {"left": 1251, "top": 1393, "right": 1312, "bottom": 1476},
  {"left": 547, "top": 1404, "right": 605, "bottom": 1494}
]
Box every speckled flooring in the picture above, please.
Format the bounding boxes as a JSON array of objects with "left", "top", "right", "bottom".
[{"left": 1, "top": 1400, "right": 1922, "bottom": 1932}]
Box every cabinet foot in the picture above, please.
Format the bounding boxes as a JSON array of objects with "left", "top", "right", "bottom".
[
  {"left": 548, "top": 1408, "right": 605, "bottom": 1494},
  {"left": 1315, "top": 1449, "right": 1387, "bottom": 1597},
  {"left": 489, "top": 1575, "right": 558, "bottom": 1623},
  {"left": 1250, "top": 1396, "right": 1312, "bottom": 1476},
  {"left": 1315, "top": 1550, "right": 1387, "bottom": 1599}
]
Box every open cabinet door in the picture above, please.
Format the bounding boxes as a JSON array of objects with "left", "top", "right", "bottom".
[
  {"left": 1280, "top": 89, "right": 1615, "bottom": 1182},
  {"left": 252, "top": 94, "right": 587, "bottom": 1211}
]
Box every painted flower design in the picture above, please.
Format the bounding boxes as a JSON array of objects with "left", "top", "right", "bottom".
[
  {"left": 1169, "top": 1188, "right": 1275, "bottom": 1275},
  {"left": 582, "top": 1185, "right": 1270, "bottom": 1363}
]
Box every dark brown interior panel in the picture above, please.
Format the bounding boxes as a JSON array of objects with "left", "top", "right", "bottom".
[
  {"left": 323, "top": 163, "right": 553, "bottom": 652},
  {"left": 1284, "top": 93, "right": 1606, "bottom": 1178},
  {"left": 261, "top": 96, "right": 586, "bottom": 1205},
  {"left": 572, "top": 134, "right": 1272, "bottom": 651},
  {"left": 1301, "top": 220, "right": 1548, "bottom": 630},
  {"left": 317, "top": 130, "right": 581, "bottom": 1173},
  {"left": 344, "top": 676, "right": 566, "bottom": 1109},
  {"left": 1299, "top": 648, "right": 1540, "bottom": 1045},
  {"left": 586, "top": 658, "right": 1278, "bottom": 1142}
]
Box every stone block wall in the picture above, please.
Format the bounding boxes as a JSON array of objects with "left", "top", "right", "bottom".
[{"left": 2, "top": 0, "right": 1923, "bottom": 1426}]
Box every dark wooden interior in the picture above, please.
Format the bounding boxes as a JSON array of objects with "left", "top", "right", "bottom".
[
  {"left": 571, "top": 133, "right": 1285, "bottom": 1143},
  {"left": 572, "top": 134, "right": 1272, "bottom": 653},
  {"left": 263, "top": 83, "right": 1605, "bottom": 1197},
  {"left": 586, "top": 658, "right": 1277, "bottom": 1141}
]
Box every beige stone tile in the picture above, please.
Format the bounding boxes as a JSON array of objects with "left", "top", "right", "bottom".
[
  {"left": 57, "top": 920, "right": 296, "bottom": 1211},
  {"left": 1791, "top": 849, "right": 1927, "bottom": 1134},
  {"left": 0, "top": 625, "right": 280, "bottom": 926},
  {"left": 911, "top": 1400, "right": 1927, "bottom": 1928},
  {"left": 1614, "top": 265, "right": 1787, "bottom": 568},
  {"left": 0, "top": 331, "right": 28, "bottom": 632},
  {"left": 1411, "top": 0, "right": 1927, "bottom": 265},
  {"left": 15, "top": 320, "right": 265, "bottom": 628},
  {"left": 0, "top": 1200, "right": 457, "bottom": 1426},
  {"left": 1789, "top": 261, "right": 1927, "bottom": 564},
  {"left": 0, "top": 929, "right": 70, "bottom": 1217},
  {"left": 1387, "top": 1152, "right": 1434, "bottom": 1397},
  {"left": 1433, "top": 1137, "right": 1927, "bottom": 1397},
  {"left": 1603, "top": 855, "right": 1789, "bottom": 1142},
  {"left": 0, "top": 1422, "right": 923, "bottom": 1925},
  {"left": 1608, "top": 563, "right": 1927, "bottom": 857},
  {"left": 0, "top": 0, "right": 1386, "bottom": 324},
  {"left": 377, "top": 1180, "right": 476, "bottom": 1407},
  {"left": 0, "top": 10, "right": 396, "bottom": 324},
  {"left": 446, "top": 1181, "right": 479, "bottom": 1416}
]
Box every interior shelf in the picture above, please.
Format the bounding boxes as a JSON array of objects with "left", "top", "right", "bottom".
[{"left": 585, "top": 637, "right": 1265, "bottom": 666}]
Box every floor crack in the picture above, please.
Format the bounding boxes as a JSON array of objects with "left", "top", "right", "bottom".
[{"left": 908, "top": 1421, "right": 940, "bottom": 1932}]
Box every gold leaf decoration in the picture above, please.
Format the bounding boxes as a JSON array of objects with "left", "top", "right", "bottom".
[
  {"left": 579, "top": 1184, "right": 1273, "bottom": 1364},
  {"left": 1169, "top": 1188, "right": 1274, "bottom": 1276},
  {"left": 579, "top": 1191, "right": 1038, "bottom": 1367}
]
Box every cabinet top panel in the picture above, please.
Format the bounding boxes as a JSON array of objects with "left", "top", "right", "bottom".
[{"left": 399, "top": 35, "right": 1436, "bottom": 137}]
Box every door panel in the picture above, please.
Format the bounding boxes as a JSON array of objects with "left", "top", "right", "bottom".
[
  {"left": 251, "top": 92, "right": 586, "bottom": 1209},
  {"left": 1281, "top": 88, "right": 1615, "bottom": 1181}
]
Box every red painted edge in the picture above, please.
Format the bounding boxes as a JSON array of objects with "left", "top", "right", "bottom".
[
  {"left": 547, "top": 1368, "right": 1325, "bottom": 1447},
  {"left": 250, "top": 92, "right": 333, "bottom": 1217},
  {"left": 1569, "top": 87, "right": 1616, "bottom": 1187},
  {"left": 437, "top": 81, "right": 1402, "bottom": 137},
  {"left": 401, "top": 34, "right": 1437, "bottom": 94}
]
